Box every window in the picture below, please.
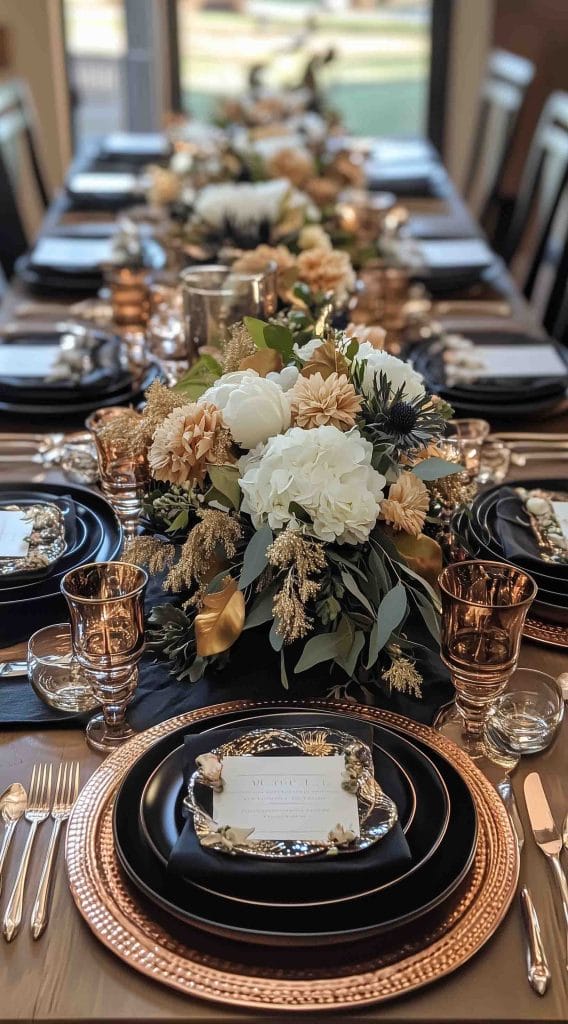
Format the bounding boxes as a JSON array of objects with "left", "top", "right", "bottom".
[
  {"left": 176, "top": 0, "right": 433, "bottom": 137},
  {"left": 63, "top": 0, "right": 128, "bottom": 143}
]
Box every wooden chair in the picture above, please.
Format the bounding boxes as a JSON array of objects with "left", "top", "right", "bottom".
[
  {"left": 528, "top": 177, "right": 568, "bottom": 343},
  {"left": 465, "top": 49, "right": 534, "bottom": 226},
  {"left": 0, "top": 78, "right": 50, "bottom": 279}
]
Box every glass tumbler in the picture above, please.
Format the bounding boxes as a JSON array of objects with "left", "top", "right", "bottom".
[
  {"left": 436, "top": 560, "right": 537, "bottom": 757},
  {"left": 180, "top": 264, "right": 267, "bottom": 354},
  {"left": 61, "top": 561, "right": 148, "bottom": 753},
  {"left": 86, "top": 406, "right": 149, "bottom": 537}
]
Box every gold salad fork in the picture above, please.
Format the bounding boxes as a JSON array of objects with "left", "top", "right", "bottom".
[{"left": 3, "top": 764, "right": 52, "bottom": 941}]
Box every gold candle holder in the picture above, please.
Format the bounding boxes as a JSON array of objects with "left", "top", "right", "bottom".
[
  {"left": 105, "top": 266, "right": 152, "bottom": 328},
  {"left": 61, "top": 561, "right": 148, "bottom": 753},
  {"left": 86, "top": 406, "right": 148, "bottom": 537},
  {"left": 436, "top": 560, "right": 537, "bottom": 757}
]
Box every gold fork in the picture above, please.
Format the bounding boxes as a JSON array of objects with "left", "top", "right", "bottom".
[
  {"left": 3, "top": 764, "right": 52, "bottom": 942},
  {"left": 30, "top": 762, "right": 80, "bottom": 940}
]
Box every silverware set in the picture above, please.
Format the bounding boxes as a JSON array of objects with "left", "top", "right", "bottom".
[
  {"left": 0, "top": 762, "right": 79, "bottom": 941},
  {"left": 0, "top": 431, "right": 98, "bottom": 484},
  {"left": 518, "top": 771, "right": 568, "bottom": 995}
]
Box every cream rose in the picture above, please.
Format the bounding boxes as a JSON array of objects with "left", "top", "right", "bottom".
[
  {"left": 353, "top": 344, "right": 425, "bottom": 402},
  {"left": 200, "top": 370, "right": 291, "bottom": 449}
]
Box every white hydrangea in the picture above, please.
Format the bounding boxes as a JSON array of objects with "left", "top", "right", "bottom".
[
  {"left": 239, "top": 425, "right": 386, "bottom": 544},
  {"left": 352, "top": 344, "right": 425, "bottom": 402},
  {"left": 200, "top": 370, "right": 291, "bottom": 450},
  {"left": 293, "top": 337, "right": 326, "bottom": 362},
  {"left": 266, "top": 365, "right": 299, "bottom": 392}
]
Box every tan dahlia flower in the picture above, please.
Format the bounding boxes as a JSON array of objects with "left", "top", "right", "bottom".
[
  {"left": 146, "top": 166, "right": 181, "bottom": 206},
  {"left": 296, "top": 246, "right": 356, "bottom": 304},
  {"left": 232, "top": 244, "right": 297, "bottom": 299},
  {"left": 149, "top": 402, "right": 231, "bottom": 487},
  {"left": 298, "top": 225, "right": 333, "bottom": 251},
  {"left": 346, "top": 322, "right": 387, "bottom": 351},
  {"left": 266, "top": 147, "right": 315, "bottom": 188},
  {"left": 304, "top": 176, "right": 341, "bottom": 208},
  {"left": 379, "top": 473, "right": 430, "bottom": 537},
  {"left": 289, "top": 372, "right": 362, "bottom": 431}
]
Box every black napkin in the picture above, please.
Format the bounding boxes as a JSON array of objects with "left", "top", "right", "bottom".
[
  {"left": 492, "top": 488, "right": 568, "bottom": 577},
  {"left": 167, "top": 718, "right": 412, "bottom": 903}
]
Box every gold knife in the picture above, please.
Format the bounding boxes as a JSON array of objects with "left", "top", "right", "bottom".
[{"left": 524, "top": 772, "right": 568, "bottom": 971}]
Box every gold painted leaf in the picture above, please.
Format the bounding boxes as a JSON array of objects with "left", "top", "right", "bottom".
[
  {"left": 390, "top": 532, "right": 443, "bottom": 593},
  {"left": 195, "top": 577, "right": 246, "bottom": 657},
  {"left": 239, "top": 348, "right": 283, "bottom": 376},
  {"left": 300, "top": 339, "right": 349, "bottom": 381}
]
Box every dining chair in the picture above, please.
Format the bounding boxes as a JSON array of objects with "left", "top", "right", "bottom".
[
  {"left": 464, "top": 49, "right": 534, "bottom": 226},
  {"left": 0, "top": 78, "right": 50, "bottom": 279}
]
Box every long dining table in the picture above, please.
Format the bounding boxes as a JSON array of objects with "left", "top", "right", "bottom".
[{"left": 0, "top": 138, "right": 567, "bottom": 1023}]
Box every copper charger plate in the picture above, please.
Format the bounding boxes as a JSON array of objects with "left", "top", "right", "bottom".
[
  {"left": 524, "top": 614, "right": 568, "bottom": 648},
  {"left": 66, "top": 699, "right": 519, "bottom": 1013}
]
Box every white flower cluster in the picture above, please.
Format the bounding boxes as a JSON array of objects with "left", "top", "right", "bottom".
[
  {"left": 352, "top": 344, "right": 425, "bottom": 402},
  {"left": 239, "top": 425, "right": 386, "bottom": 544},
  {"left": 193, "top": 179, "right": 312, "bottom": 231}
]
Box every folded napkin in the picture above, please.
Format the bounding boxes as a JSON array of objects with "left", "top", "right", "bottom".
[
  {"left": 493, "top": 489, "right": 568, "bottom": 579},
  {"left": 168, "top": 717, "right": 412, "bottom": 903}
]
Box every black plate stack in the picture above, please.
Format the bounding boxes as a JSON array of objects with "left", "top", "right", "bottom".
[
  {"left": 409, "top": 331, "right": 568, "bottom": 419},
  {"left": 0, "top": 324, "right": 159, "bottom": 420},
  {"left": 112, "top": 708, "right": 477, "bottom": 948},
  {"left": 16, "top": 237, "right": 166, "bottom": 295},
  {"left": 0, "top": 481, "right": 122, "bottom": 644},
  {"left": 452, "top": 477, "right": 568, "bottom": 627}
]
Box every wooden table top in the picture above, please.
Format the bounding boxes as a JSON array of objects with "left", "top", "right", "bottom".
[{"left": 0, "top": 147, "right": 567, "bottom": 1023}]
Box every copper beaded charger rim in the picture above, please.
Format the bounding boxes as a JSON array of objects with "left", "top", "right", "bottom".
[
  {"left": 65, "top": 699, "right": 519, "bottom": 1013},
  {"left": 524, "top": 615, "right": 568, "bottom": 648}
]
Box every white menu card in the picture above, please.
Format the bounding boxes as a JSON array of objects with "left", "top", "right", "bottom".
[
  {"left": 0, "top": 511, "right": 30, "bottom": 558},
  {"left": 473, "top": 344, "right": 567, "bottom": 378},
  {"left": 213, "top": 755, "right": 360, "bottom": 842},
  {"left": 551, "top": 502, "right": 568, "bottom": 541}
]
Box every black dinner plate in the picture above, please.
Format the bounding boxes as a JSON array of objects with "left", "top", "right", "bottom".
[
  {"left": 0, "top": 363, "right": 160, "bottom": 420},
  {"left": 113, "top": 709, "right": 476, "bottom": 946},
  {"left": 139, "top": 711, "right": 450, "bottom": 908},
  {"left": 0, "top": 482, "right": 122, "bottom": 643},
  {"left": 15, "top": 239, "right": 166, "bottom": 295}
]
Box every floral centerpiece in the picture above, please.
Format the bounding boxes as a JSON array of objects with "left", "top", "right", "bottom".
[{"left": 123, "top": 320, "right": 459, "bottom": 701}]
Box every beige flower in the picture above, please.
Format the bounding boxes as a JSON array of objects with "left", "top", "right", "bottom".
[
  {"left": 305, "top": 176, "right": 341, "bottom": 208},
  {"left": 232, "top": 244, "right": 297, "bottom": 298},
  {"left": 330, "top": 152, "right": 366, "bottom": 189},
  {"left": 290, "top": 371, "right": 362, "bottom": 431},
  {"left": 148, "top": 402, "right": 231, "bottom": 486},
  {"left": 146, "top": 165, "right": 181, "bottom": 206},
  {"left": 379, "top": 472, "right": 430, "bottom": 537},
  {"left": 266, "top": 147, "right": 315, "bottom": 188},
  {"left": 296, "top": 246, "right": 356, "bottom": 304},
  {"left": 346, "top": 322, "right": 386, "bottom": 351},
  {"left": 298, "top": 225, "right": 333, "bottom": 251}
]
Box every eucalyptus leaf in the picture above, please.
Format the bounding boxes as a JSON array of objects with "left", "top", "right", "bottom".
[
  {"left": 269, "top": 617, "right": 284, "bottom": 652},
  {"left": 189, "top": 657, "right": 207, "bottom": 683},
  {"left": 264, "top": 323, "right": 295, "bottom": 362},
  {"left": 411, "top": 589, "right": 441, "bottom": 642},
  {"left": 368, "top": 547, "right": 391, "bottom": 596},
  {"left": 280, "top": 650, "right": 289, "bottom": 690},
  {"left": 294, "top": 616, "right": 352, "bottom": 673},
  {"left": 336, "top": 629, "right": 365, "bottom": 679},
  {"left": 365, "top": 620, "right": 380, "bottom": 669},
  {"left": 244, "top": 581, "right": 278, "bottom": 630},
  {"left": 243, "top": 316, "right": 268, "bottom": 349},
  {"left": 375, "top": 582, "right": 407, "bottom": 653},
  {"left": 208, "top": 465, "right": 242, "bottom": 510},
  {"left": 412, "top": 457, "right": 464, "bottom": 481},
  {"left": 340, "top": 569, "right": 374, "bottom": 615},
  {"left": 238, "top": 525, "right": 273, "bottom": 590}
]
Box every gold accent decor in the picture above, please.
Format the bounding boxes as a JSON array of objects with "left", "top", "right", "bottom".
[
  {"left": 66, "top": 699, "right": 519, "bottom": 1012},
  {"left": 194, "top": 577, "right": 246, "bottom": 656},
  {"left": 0, "top": 502, "right": 66, "bottom": 577}
]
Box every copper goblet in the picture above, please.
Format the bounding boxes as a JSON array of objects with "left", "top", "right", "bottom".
[
  {"left": 86, "top": 406, "right": 149, "bottom": 537},
  {"left": 436, "top": 560, "right": 537, "bottom": 757},
  {"left": 61, "top": 561, "right": 148, "bottom": 753}
]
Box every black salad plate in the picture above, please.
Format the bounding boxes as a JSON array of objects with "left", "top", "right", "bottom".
[
  {"left": 113, "top": 709, "right": 477, "bottom": 946},
  {"left": 139, "top": 711, "right": 450, "bottom": 908},
  {"left": 0, "top": 482, "right": 122, "bottom": 644}
]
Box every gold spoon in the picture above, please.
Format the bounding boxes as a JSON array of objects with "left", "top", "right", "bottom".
[{"left": 0, "top": 784, "right": 27, "bottom": 895}]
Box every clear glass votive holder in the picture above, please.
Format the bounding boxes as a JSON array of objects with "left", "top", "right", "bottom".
[
  {"left": 485, "top": 668, "right": 564, "bottom": 755},
  {"left": 86, "top": 406, "right": 149, "bottom": 536},
  {"left": 61, "top": 561, "right": 148, "bottom": 753},
  {"left": 28, "top": 623, "right": 99, "bottom": 713},
  {"left": 180, "top": 264, "right": 266, "bottom": 356}
]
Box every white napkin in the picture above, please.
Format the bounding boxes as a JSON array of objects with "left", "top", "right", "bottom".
[
  {"left": 31, "top": 237, "right": 114, "bottom": 269},
  {"left": 103, "top": 132, "right": 169, "bottom": 156},
  {"left": 417, "top": 238, "right": 493, "bottom": 269},
  {"left": 0, "top": 344, "right": 61, "bottom": 377},
  {"left": 68, "top": 172, "right": 139, "bottom": 195},
  {"left": 473, "top": 344, "right": 568, "bottom": 378}
]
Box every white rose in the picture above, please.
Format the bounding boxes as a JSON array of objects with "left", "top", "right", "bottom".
[
  {"left": 353, "top": 344, "right": 425, "bottom": 402},
  {"left": 239, "top": 425, "right": 385, "bottom": 544},
  {"left": 200, "top": 370, "right": 291, "bottom": 449},
  {"left": 266, "top": 365, "right": 299, "bottom": 391}
]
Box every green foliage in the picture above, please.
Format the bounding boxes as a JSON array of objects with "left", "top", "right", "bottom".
[{"left": 174, "top": 354, "right": 223, "bottom": 400}]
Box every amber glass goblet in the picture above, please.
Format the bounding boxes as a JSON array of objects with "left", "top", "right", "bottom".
[
  {"left": 436, "top": 560, "right": 537, "bottom": 757},
  {"left": 86, "top": 406, "right": 148, "bottom": 537},
  {"left": 61, "top": 562, "right": 148, "bottom": 753}
]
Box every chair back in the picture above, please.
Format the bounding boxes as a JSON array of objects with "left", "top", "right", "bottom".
[
  {"left": 465, "top": 49, "right": 534, "bottom": 223},
  {"left": 0, "top": 78, "right": 50, "bottom": 278}
]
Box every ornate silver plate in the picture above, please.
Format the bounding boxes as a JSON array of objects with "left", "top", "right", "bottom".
[
  {"left": 184, "top": 727, "right": 399, "bottom": 859},
  {"left": 0, "top": 502, "right": 66, "bottom": 577}
]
